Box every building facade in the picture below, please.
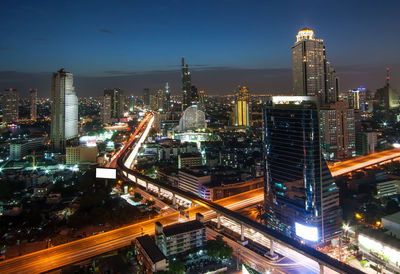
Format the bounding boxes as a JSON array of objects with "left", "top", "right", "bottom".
[
  {"left": 9, "top": 137, "right": 45, "bottom": 160},
  {"left": 50, "top": 69, "right": 78, "bottom": 152},
  {"left": 135, "top": 235, "right": 168, "bottom": 274},
  {"left": 320, "top": 101, "right": 356, "bottom": 161},
  {"left": 30, "top": 88, "right": 37, "bottom": 121},
  {"left": 102, "top": 88, "right": 124, "bottom": 123},
  {"left": 155, "top": 213, "right": 206, "bottom": 258},
  {"left": 66, "top": 145, "right": 98, "bottom": 165},
  {"left": 234, "top": 85, "right": 250, "bottom": 127},
  {"left": 263, "top": 96, "right": 342, "bottom": 243},
  {"left": 1, "top": 88, "right": 19, "bottom": 123},
  {"left": 292, "top": 28, "right": 338, "bottom": 105}
]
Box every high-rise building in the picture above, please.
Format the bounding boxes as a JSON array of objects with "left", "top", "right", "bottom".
[
  {"left": 102, "top": 88, "right": 124, "bottom": 123},
  {"left": 292, "top": 28, "right": 338, "bottom": 105},
  {"left": 234, "top": 85, "right": 250, "bottom": 127},
  {"left": 143, "top": 88, "right": 150, "bottom": 108},
  {"left": 0, "top": 88, "right": 19, "bottom": 123},
  {"left": 181, "top": 57, "right": 192, "bottom": 111},
  {"left": 320, "top": 101, "right": 356, "bottom": 161},
  {"left": 165, "top": 82, "right": 171, "bottom": 112},
  {"left": 263, "top": 96, "right": 341, "bottom": 243},
  {"left": 128, "top": 94, "right": 135, "bottom": 112},
  {"left": 198, "top": 90, "right": 205, "bottom": 112},
  {"left": 50, "top": 69, "right": 78, "bottom": 152},
  {"left": 373, "top": 68, "right": 399, "bottom": 122},
  {"left": 29, "top": 88, "right": 37, "bottom": 121},
  {"left": 156, "top": 88, "right": 165, "bottom": 111}
]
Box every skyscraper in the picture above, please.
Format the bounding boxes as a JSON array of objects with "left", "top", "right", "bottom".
[
  {"left": 102, "top": 88, "right": 124, "bottom": 123},
  {"left": 165, "top": 82, "right": 171, "bottom": 112},
  {"left": 50, "top": 69, "right": 78, "bottom": 152},
  {"left": 181, "top": 57, "right": 192, "bottom": 111},
  {"left": 373, "top": 68, "right": 399, "bottom": 122},
  {"left": 0, "top": 88, "right": 19, "bottom": 123},
  {"left": 234, "top": 85, "right": 250, "bottom": 127},
  {"left": 30, "top": 88, "right": 37, "bottom": 121},
  {"left": 263, "top": 96, "right": 341, "bottom": 243},
  {"left": 320, "top": 101, "right": 356, "bottom": 161},
  {"left": 198, "top": 90, "right": 205, "bottom": 112},
  {"left": 143, "top": 88, "right": 150, "bottom": 108},
  {"left": 292, "top": 28, "right": 338, "bottom": 105}
]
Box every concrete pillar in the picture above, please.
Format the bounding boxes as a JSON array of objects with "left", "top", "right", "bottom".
[
  {"left": 319, "top": 263, "right": 324, "bottom": 274},
  {"left": 146, "top": 182, "right": 149, "bottom": 191},
  {"left": 240, "top": 223, "right": 245, "bottom": 242},
  {"left": 157, "top": 187, "right": 161, "bottom": 197},
  {"left": 172, "top": 193, "right": 176, "bottom": 205},
  {"left": 270, "top": 238, "right": 274, "bottom": 256},
  {"left": 217, "top": 213, "right": 221, "bottom": 229}
]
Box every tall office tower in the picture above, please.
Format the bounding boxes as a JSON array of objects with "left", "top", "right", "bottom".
[
  {"left": 292, "top": 28, "right": 338, "bottom": 105},
  {"left": 29, "top": 88, "right": 37, "bottom": 121},
  {"left": 234, "top": 85, "right": 250, "bottom": 127},
  {"left": 374, "top": 68, "right": 399, "bottom": 122},
  {"left": 102, "top": 93, "right": 112, "bottom": 124},
  {"left": 50, "top": 69, "right": 78, "bottom": 152},
  {"left": 320, "top": 101, "right": 356, "bottom": 161},
  {"left": 128, "top": 94, "right": 135, "bottom": 112},
  {"left": 263, "top": 96, "right": 342, "bottom": 243},
  {"left": 143, "top": 88, "right": 150, "bottom": 108},
  {"left": 198, "top": 90, "right": 205, "bottom": 112},
  {"left": 103, "top": 88, "right": 124, "bottom": 122},
  {"left": 181, "top": 57, "right": 192, "bottom": 110},
  {"left": 165, "top": 82, "right": 171, "bottom": 111},
  {"left": 156, "top": 88, "right": 166, "bottom": 111},
  {"left": 0, "top": 88, "right": 19, "bottom": 123}
]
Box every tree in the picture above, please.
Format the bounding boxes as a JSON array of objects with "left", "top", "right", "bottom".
[
  {"left": 146, "top": 199, "right": 155, "bottom": 206},
  {"left": 206, "top": 236, "right": 233, "bottom": 260},
  {"left": 168, "top": 258, "right": 185, "bottom": 274},
  {"left": 134, "top": 192, "right": 142, "bottom": 201}
]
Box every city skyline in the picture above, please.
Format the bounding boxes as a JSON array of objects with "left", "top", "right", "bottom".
[{"left": 1, "top": 0, "right": 400, "bottom": 97}]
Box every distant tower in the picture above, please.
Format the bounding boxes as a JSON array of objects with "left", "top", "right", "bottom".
[
  {"left": 234, "top": 85, "right": 250, "bottom": 127},
  {"left": 165, "top": 82, "right": 171, "bottom": 111},
  {"left": 50, "top": 69, "right": 78, "bottom": 152},
  {"left": 181, "top": 57, "right": 192, "bottom": 111},
  {"left": 373, "top": 68, "right": 399, "bottom": 122},
  {"left": 292, "top": 27, "right": 338, "bottom": 105},
  {"left": 198, "top": 90, "right": 205, "bottom": 112},
  {"left": 30, "top": 88, "right": 37, "bottom": 121},
  {"left": 102, "top": 88, "right": 124, "bottom": 123},
  {"left": 0, "top": 88, "right": 19, "bottom": 123},
  {"left": 143, "top": 88, "right": 150, "bottom": 108}
]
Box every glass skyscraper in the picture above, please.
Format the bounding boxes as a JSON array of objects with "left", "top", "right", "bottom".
[
  {"left": 50, "top": 69, "right": 78, "bottom": 152},
  {"left": 263, "top": 96, "right": 342, "bottom": 243}
]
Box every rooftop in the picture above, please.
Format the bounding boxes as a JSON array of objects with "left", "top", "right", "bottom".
[
  {"left": 162, "top": 220, "right": 204, "bottom": 237},
  {"left": 383, "top": 211, "right": 400, "bottom": 224},
  {"left": 136, "top": 235, "right": 166, "bottom": 263}
]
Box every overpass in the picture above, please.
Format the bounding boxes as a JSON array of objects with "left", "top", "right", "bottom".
[
  {"left": 117, "top": 114, "right": 362, "bottom": 274},
  {"left": 330, "top": 148, "right": 400, "bottom": 177}
]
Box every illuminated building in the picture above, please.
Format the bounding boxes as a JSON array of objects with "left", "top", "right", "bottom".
[
  {"left": 156, "top": 88, "right": 165, "bottom": 111},
  {"left": 30, "top": 88, "right": 37, "bottom": 121},
  {"left": 9, "top": 137, "right": 45, "bottom": 160},
  {"left": 102, "top": 88, "right": 124, "bottom": 123},
  {"left": 50, "top": 69, "right": 78, "bottom": 152},
  {"left": 292, "top": 27, "right": 338, "bottom": 105},
  {"left": 181, "top": 57, "right": 198, "bottom": 110},
  {"left": 165, "top": 82, "right": 171, "bottom": 111},
  {"left": 134, "top": 235, "right": 168, "bottom": 273},
  {"left": 178, "top": 105, "right": 206, "bottom": 132},
  {"left": 198, "top": 90, "right": 205, "bottom": 112},
  {"left": 263, "top": 96, "right": 341, "bottom": 243},
  {"left": 1, "top": 88, "right": 19, "bottom": 123},
  {"left": 155, "top": 213, "right": 206, "bottom": 257},
  {"left": 320, "top": 101, "right": 356, "bottom": 161},
  {"left": 66, "top": 145, "right": 98, "bottom": 165},
  {"left": 374, "top": 68, "right": 399, "bottom": 122},
  {"left": 234, "top": 85, "right": 250, "bottom": 127}
]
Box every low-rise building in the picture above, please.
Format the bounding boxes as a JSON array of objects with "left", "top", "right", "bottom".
[
  {"left": 33, "top": 181, "right": 54, "bottom": 198},
  {"left": 155, "top": 213, "right": 206, "bottom": 258},
  {"left": 135, "top": 234, "right": 168, "bottom": 274},
  {"left": 178, "top": 167, "right": 211, "bottom": 197},
  {"left": 178, "top": 152, "right": 202, "bottom": 169},
  {"left": 376, "top": 180, "right": 399, "bottom": 198},
  {"left": 382, "top": 211, "right": 400, "bottom": 239},
  {"left": 66, "top": 145, "right": 98, "bottom": 165},
  {"left": 9, "top": 137, "right": 45, "bottom": 160}
]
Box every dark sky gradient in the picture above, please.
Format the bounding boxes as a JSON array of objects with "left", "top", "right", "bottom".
[{"left": 1, "top": 0, "right": 399, "bottom": 97}]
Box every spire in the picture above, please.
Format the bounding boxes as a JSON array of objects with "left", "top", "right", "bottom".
[
  {"left": 386, "top": 67, "right": 390, "bottom": 87},
  {"left": 182, "top": 57, "right": 185, "bottom": 66}
]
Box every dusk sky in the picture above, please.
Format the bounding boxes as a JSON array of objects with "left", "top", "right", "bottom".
[{"left": 1, "top": 0, "right": 399, "bottom": 97}]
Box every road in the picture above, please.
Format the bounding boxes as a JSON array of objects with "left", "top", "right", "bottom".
[
  {"left": 330, "top": 148, "right": 400, "bottom": 177},
  {"left": 0, "top": 189, "right": 264, "bottom": 274}
]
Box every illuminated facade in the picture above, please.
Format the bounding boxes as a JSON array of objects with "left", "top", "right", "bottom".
[
  {"left": 263, "top": 96, "right": 341, "bottom": 243},
  {"left": 320, "top": 101, "right": 356, "bottom": 161},
  {"left": 374, "top": 69, "right": 399, "bottom": 122},
  {"left": 102, "top": 88, "right": 124, "bottom": 123},
  {"left": 1, "top": 88, "right": 19, "bottom": 123},
  {"left": 50, "top": 69, "right": 78, "bottom": 152},
  {"left": 234, "top": 85, "right": 250, "bottom": 127},
  {"left": 178, "top": 105, "right": 206, "bottom": 132},
  {"left": 30, "top": 88, "right": 37, "bottom": 121},
  {"left": 198, "top": 90, "right": 205, "bottom": 112},
  {"left": 292, "top": 28, "right": 338, "bottom": 105}
]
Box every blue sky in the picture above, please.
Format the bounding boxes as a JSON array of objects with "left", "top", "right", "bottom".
[{"left": 1, "top": 0, "right": 399, "bottom": 96}]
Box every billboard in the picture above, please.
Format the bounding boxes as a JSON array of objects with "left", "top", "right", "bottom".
[
  {"left": 295, "top": 222, "right": 318, "bottom": 242},
  {"left": 96, "top": 168, "right": 116, "bottom": 179}
]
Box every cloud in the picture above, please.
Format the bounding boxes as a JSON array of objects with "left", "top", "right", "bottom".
[{"left": 99, "top": 29, "right": 114, "bottom": 35}]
